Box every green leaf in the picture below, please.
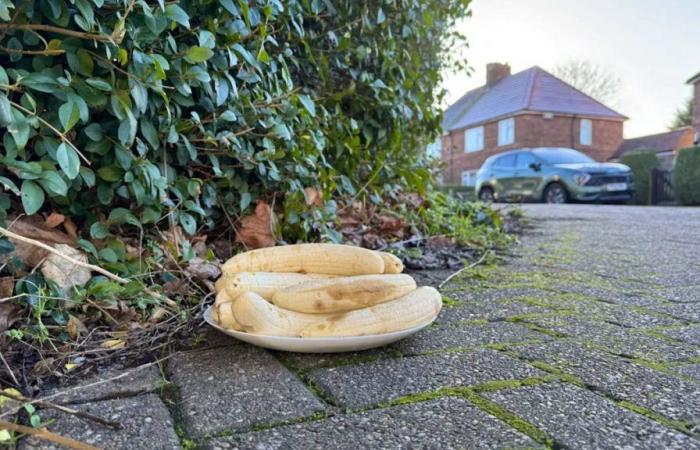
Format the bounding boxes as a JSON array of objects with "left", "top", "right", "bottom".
[
  {"left": 56, "top": 143, "right": 80, "bottom": 180},
  {"left": 298, "top": 94, "right": 316, "bottom": 117},
  {"left": 21, "top": 180, "right": 44, "bottom": 215},
  {"left": 58, "top": 101, "right": 80, "bottom": 132},
  {"left": 218, "top": 0, "right": 238, "bottom": 15},
  {"left": 39, "top": 171, "right": 68, "bottom": 196},
  {"left": 89, "top": 222, "right": 109, "bottom": 239},
  {"left": 85, "top": 78, "right": 112, "bottom": 92},
  {"left": 179, "top": 212, "right": 196, "bottom": 235},
  {"left": 165, "top": 4, "right": 190, "bottom": 28},
  {"left": 240, "top": 192, "right": 251, "bottom": 210},
  {"left": 0, "top": 94, "right": 14, "bottom": 125},
  {"left": 0, "top": 176, "right": 19, "bottom": 195},
  {"left": 97, "top": 166, "right": 123, "bottom": 182},
  {"left": 84, "top": 123, "right": 103, "bottom": 141},
  {"left": 185, "top": 46, "right": 214, "bottom": 63}
]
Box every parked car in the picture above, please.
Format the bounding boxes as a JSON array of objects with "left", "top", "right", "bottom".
[{"left": 475, "top": 148, "right": 635, "bottom": 203}]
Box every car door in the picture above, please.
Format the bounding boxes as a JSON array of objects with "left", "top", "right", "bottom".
[
  {"left": 513, "top": 152, "right": 542, "bottom": 200},
  {"left": 490, "top": 154, "right": 518, "bottom": 200}
]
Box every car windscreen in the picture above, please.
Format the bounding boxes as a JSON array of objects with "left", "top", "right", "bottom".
[{"left": 532, "top": 148, "right": 594, "bottom": 164}]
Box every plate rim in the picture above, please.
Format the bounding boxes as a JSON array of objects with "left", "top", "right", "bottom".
[{"left": 203, "top": 305, "right": 435, "bottom": 342}]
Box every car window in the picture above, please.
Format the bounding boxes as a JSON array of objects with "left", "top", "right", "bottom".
[
  {"left": 532, "top": 148, "right": 594, "bottom": 164},
  {"left": 516, "top": 153, "right": 537, "bottom": 169},
  {"left": 494, "top": 154, "right": 516, "bottom": 168}
]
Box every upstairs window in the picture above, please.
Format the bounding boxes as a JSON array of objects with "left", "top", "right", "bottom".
[
  {"left": 498, "top": 118, "right": 515, "bottom": 146},
  {"left": 464, "top": 127, "right": 484, "bottom": 152},
  {"left": 580, "top": 119, "right": 592, "bottom": 146}
]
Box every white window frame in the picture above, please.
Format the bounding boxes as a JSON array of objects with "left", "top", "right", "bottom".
[
  {"left": 580, "top": 119, "right": 592, "bottom": 146},
  {"left": 498, "top": 118, "right": 515, "bottom": 146},
  {"left": 461, "top": 170, "right": 478, "bottom": 187},
  {"left": 464, "top": 127, "right": 484, "bottom": 152}
]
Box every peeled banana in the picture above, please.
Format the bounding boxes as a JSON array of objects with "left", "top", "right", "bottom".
[
  {"left": 300, "top": 286, "right": 441, "bottom": 337},
  {"left": 231, "top": 291, "right": 322, "bottom": 336},
  {"left": 221, "top": 243, "right": 385, "bottom": 276},
  {"left": 271, "top": 274, "right": 417, "bottom": 313},
  {"left": 222, "top": 272, "right": 333, "bottom": 301}
]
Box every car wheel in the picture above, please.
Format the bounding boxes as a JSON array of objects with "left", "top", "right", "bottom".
[
  {"left": 479, "top": 187, "right": 495, "bottom": 203},
  {"left": 543, "top": 183, "right": 568, "bottom": 204}
]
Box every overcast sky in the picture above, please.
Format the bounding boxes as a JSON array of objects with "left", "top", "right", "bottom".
[{"left": 442, "top": 0, "right": 700, "bottom": 138}]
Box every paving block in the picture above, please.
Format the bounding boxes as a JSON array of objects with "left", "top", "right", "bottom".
[
  {"left": 392, "top": 321, "right": 551, "bottom": 355},
  {"left": 512, "top": 340, "right": 700, "bottom": 423},
  {"left": 19, "top": 394, "right": 180, "bottom": 450},
  {"left": 168, "top": 346, "right": 325, "bottom": 437},
  {"left": 485, "top": 383, "right": 699, "bottom": 450},
  {"left": 206, "top": 396, "right": 542, "bottom": 450},
  {"left": 307, "top": 349, "right": 543, "bottom": 409},
  {"left": 45, "top": 364, "right": 164, "bottom": 405}
]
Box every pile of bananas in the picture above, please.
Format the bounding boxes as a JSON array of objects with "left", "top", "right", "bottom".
[{"left": 212, "top": 244, "right": 442, "bottom": 337}]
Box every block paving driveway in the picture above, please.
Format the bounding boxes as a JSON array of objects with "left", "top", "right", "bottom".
[{"left": 21, "top": 204, "right": 700, "bottom": 449}]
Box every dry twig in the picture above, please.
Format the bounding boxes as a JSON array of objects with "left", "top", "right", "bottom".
[
  {"left": 438, "top": 251, "right": 490, "bottom": 289},
  {"left": 0, "top": 391, "right": 122, "bottom": 429},
  {"left": 0, "top": 226, "right": 177, "bottom": 307},
  {"left": 0, "top": 419, "right": 99, "bottom": 450}
]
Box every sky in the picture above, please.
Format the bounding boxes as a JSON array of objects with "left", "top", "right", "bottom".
[{"left": 441, "top": 0, "right": 700, "bottom": 138}]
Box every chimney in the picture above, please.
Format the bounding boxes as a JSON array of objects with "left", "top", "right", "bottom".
[{"left": 486, "top": 62, "right": 511, "bottom": 87}]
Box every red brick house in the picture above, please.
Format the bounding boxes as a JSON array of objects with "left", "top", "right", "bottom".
[
  {"left": 441, "top": 63, "right": 626, "bottom": 186},
  {"left": 612, "top": 127, "right": 695, "bottom": 169},
  {"left": 688, "top": 71, "right": 700, "bottom": 142}
]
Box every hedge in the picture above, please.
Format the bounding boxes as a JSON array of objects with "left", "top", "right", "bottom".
[
  {"left": 619, "top": 151, "right": 660, "bottom": 204},
  {"left": 673, "top": 146, "right": 700, "bottom": 205},
  {"left": 0, "top": 0, "right": 471, "bottom": 243}
]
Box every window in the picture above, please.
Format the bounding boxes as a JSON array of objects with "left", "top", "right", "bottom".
[
  {"left": 580, "top": 119, "right": 592, "bottom": 146},
  {"left": 464, "top": 127, "right": 484, "bottom": 152},
  {"left": 461, "top": 170, "right": 477, "bottom": 186},
  {"left": 515, "top": 152, "right": 538, "bottom": 169},
  {"left": 493, "top": 154, "right": 516, "bottom": 168},
  {"left": 498, "top": 118, "right": 515, "bottom": 146}
]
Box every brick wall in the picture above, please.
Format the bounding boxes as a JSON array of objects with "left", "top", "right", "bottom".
[{"left": 441, "top": 113, "right": 624, "bottom": 184}]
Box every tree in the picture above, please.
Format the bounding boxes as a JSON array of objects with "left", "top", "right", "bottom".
[
  {"left": 668, "top": 97, "right": 693, "bottom": 130},
  {"left": 552, "top": 60, "right": 622, "bottom": 106}
]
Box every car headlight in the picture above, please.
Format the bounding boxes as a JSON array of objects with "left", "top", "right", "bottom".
[{"left": 573, "top": 173, "right": 591, "bottom": 186}]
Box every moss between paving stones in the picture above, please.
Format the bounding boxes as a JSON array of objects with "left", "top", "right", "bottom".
[
  {"left": 374, "top": 379, "right": 559, "bottom": 448},
  {"left": 441, "top": 294, "right": 462, "bottom": 308},
  {"left": 617, "top": 401, "right": 699, "bottom": 437}
]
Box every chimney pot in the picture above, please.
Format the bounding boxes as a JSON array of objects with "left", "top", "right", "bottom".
[{"left": 486, "top": 63, "right": 511, "bottom": 87}]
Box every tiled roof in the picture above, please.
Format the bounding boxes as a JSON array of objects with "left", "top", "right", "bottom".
[
  {"left": 443, "top": 66, "right": 626, "bottom": 131},
  {"left": 613, "top": 127, "right": 693, "bottom": 159}
]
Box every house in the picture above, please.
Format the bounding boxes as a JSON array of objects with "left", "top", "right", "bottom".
[
  {"left": 612, "top": 127, "right": 695, "bottom": 169},
  {"left": 441, "top": 63, "right": 627, "bottom": 186},
  {"left": 688, "top": 71, "right": 700, "bottom": 142}
]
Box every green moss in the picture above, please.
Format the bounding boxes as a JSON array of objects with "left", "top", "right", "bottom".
[
  {"left": 617, "top": 401, "right": 696, "bottom": 435},
  {"left": 176, "top": 427, "right": 197, "bottom": 450},
  {"left": 441, "top": 295, "right": 462, "bottom": 308},
  {"left": 461, "top": 390, "right": 555, "bottom": 447}
]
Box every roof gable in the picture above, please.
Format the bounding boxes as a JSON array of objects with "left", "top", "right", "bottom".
[
  {"left": 443, "top": 66, "right": 626, "bottom": 131},
  {"left": 687, "top": 71, "right": 700, "bottom": 84},
  {"left": 613, "top": 127, "right": 693, "bottom": 159}
]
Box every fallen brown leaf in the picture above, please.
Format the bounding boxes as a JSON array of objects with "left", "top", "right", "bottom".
[
  {"left": 186, "top": 257, "right": 221, "bottom": 280},
  {"left": 43, "top": 212, "right": 65, "bottom": 229},
  {"left": 235, "top": 202, "right": 277, "bottom": 249},
  {"left": 66, "top": 315, "right": 87, "bottom": 341},
  {"left": 0, "top": 277, "right": 13, "bottom": 299},
  {"left": 0, "top": 302, "right": 20, "bottom": 335},
  {"left": 40, "top": 244, "right": 92, "bottom": 292},
  {"left": 303, "top": 187, "right": 323, "bottom": 206},
  {"left": 3, "top": 216, "right": 76, "bottom": 268},
  {"left": 62, "top": 216, "right": 78, "bottom": 240}
]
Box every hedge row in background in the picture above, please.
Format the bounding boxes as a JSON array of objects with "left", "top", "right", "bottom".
[
  {"left": 619, "top": 151, "right": 659, "bottom": 205},
  {"left": 0, "top": 0, "right": 471, "bottom": 243},
  {"left": 673, "top": 146, "right": 700, "bottom": 205}
]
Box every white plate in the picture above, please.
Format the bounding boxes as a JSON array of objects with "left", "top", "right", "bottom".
[
  {"left": 605, "top": 182, "right": 627, "bottom": 192},
  {"left": 203, "top": 306, "right": 436, "bottom": 353}
]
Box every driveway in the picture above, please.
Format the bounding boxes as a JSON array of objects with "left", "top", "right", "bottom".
[{"left": 22, "top": 204, "right": 700, "bottom": 449}]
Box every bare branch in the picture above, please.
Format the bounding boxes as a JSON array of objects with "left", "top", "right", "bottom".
[{"left": 552, "top": 60, "right": 621, "bottom": 107}]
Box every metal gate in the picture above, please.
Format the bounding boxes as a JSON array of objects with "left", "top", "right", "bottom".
[{"left": 650, "top": 168, "right": 675, "bottom": 205}]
